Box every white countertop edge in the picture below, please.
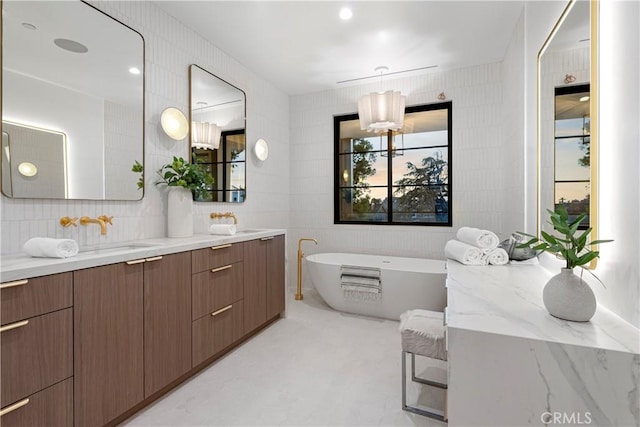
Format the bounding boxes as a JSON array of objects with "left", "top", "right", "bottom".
[
  {"left": 0, "top": 229, "right": 286, "bottom": 282},
  {"left": 445, "top": 260, "right": 640, "bottom": 355}
]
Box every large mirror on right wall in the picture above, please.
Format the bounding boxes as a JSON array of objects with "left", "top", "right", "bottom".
[{"left": 538, "top": 0, "right": 598, "bottom": 267}]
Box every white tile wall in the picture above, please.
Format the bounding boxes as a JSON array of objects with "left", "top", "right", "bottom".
[
  {"left": 289, "top": 61, "right": 522, "bottom": 291},
  {"left": 0, "top": 1, "right": 290, "bottom": 255}
]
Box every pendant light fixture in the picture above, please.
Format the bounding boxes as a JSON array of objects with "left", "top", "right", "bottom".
[
  {"left": 191, "top": 121, "right": 222, "bottom": 150},
  {"left": 358, "top": 66, "right": 406, "bottom": 133}
]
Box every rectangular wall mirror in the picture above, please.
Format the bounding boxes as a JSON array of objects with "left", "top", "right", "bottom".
[
  {"left": 1, "top": 0, "right": 145, "bottom": 200},
  {"left": 189, "top": 64, "right": 246, "bottom": 203},
  {"left": 538, "top": 0, "right": 598, "bottom": 266}
]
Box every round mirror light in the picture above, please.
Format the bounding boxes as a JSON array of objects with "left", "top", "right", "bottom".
[
  {"left": 18, "top": 161, "right": 38, "bottom": 177},
  {"left": 254, "top": 138, "right": 269, "bottom": 161},
  {"left": 161, "top": 107, "right": 189, "bottom": 140}
]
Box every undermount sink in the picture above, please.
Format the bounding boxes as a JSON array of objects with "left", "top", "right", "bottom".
[
  {"left": 79, "top": 242, "right": 159, "bottom": 254},
  {"left": 235, "top": 229, "right": 266, "bottom": 234}
]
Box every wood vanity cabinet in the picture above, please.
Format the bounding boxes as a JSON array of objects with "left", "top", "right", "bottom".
[
  {"left": 244, "top": 234, "right": 285, "bottom": 334},
  {"left": 74, "top": 262, "right": 144, "bottom": 427},
  {"left": 0, "top": 273, "right": 73, "bottom": 426},
  {"left": 191, "top": 243, "right": 245, "bottom": 367},
  {"left": 143, "top": 253, "right": 192, "bottom": 397}
]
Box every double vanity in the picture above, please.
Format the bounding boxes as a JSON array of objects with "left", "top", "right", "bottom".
[{"left": 0, "top": 230, "right": 285, "bottom": 426}]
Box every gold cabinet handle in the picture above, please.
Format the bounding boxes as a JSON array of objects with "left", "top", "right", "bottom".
[
  {"left": 126, "top": 259, "right": 146, "bottom": 265},
  {"left": 145, "top": 256, "right": 163, "bottom": 262},
  {"left": 0, "top": 320, "right": 29, "bottom": 333},
  {"left": 0, "top": 398, "right": 30, "bottom": 417},
  {"left": 211, "top": 244, "right": 232, "bottom": 250},
  {"left": 0, "top": 279, "right": 28, "bottom": 290},
  {"left": 211, "top": 304, "right": 233, "bottom": 317},
  {"left": 260, "top": 236, "right": 275, "bottom": 241},
  {"left": 211, "top": 264, "right": 233, "bottom": 274}
]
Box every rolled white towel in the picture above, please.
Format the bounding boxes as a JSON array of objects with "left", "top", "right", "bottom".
[
  {"left": 456, "top": 227, "right": 499, "bottom": 250},
  {"left": 486, "top": 247, "right": 509, "bottom": 266},
  {"left": 209, "top": 224, "right": 236, "bottom": 235},
  {"left": 444, "top": 240, "right": 487, "bottom": 265},
  {"left": 23, "top": 237, "right": 78, "bottom": 258}
]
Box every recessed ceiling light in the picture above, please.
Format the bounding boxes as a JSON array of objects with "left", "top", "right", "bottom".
[
  {"left": 54, "top": 38, "right": 88, "bottom": 54},
  {"left": 579, "top": 96, "right": 590, "bottom": 102},
  {"left": 339, "top": 7, "right": 353, "bottom": 21},
  {"left": 21, "top": 22, "right": 37, "bottom": 30},
  {"left": 18, "top": 162, "right": 38, "bottom": 177},
  {"left": 129, "top": 67, "right": 141, "bottom": 75}
]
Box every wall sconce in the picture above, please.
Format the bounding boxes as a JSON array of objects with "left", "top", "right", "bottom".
[
  {"left": 18, "top": 161, "right": 38, "bottom": 177},
  {"left": 160, "top": 107, "right": 189, "bottom": 140},
  {"left": 357, "top": 66, "right": 406, "bottom": 133},
  {"left": 191, "top": 121, "right": 221, "bottom": 150},
  {"left": 254, "top": 138, "right": 269, "bottom": 161}
]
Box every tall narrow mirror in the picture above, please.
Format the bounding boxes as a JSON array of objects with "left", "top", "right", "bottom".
[
  {"left": 189, "top": 65, "right": 246, "bottom": 203},
  {"left": 1, "top": 1, "right": 144, "bottom": 200},
  {"left": 538, "top": 0, "right": 598, "bottom": 266}
]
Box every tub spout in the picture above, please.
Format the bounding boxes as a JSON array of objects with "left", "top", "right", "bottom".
[{"left": 296, "top": 238, "right": 318, "bottom": 301}]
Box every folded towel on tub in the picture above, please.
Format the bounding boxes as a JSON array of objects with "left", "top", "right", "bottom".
[
  {"left": 444, "top": 240, "right": 487, "bottom": 265},
  {"left": 486, "top": 247, "right": 509, "bottom": 266},
  {"left": 456, "top": 227, "right": 499, "bottom": 250},
  {"left": 23, "top": 237, "right": 79, "bottom": 258}
]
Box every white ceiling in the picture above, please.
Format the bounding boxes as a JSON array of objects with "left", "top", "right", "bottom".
[{"left": 155, "top": 1, "right": 526, "bottom": 95}]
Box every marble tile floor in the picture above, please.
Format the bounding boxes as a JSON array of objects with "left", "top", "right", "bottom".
[{"left": 123, "top": 290, "right": 447, "bottom": 427}]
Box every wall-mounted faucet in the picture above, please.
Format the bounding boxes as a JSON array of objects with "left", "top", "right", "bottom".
[
  {"left": 210, "top": 212, "right": 237, "bottom": 224},
  {"left": 296, "top": 238, "right": 318, "bottom": 300},
  {"left": 59, "top": 216, "right": 78, "bottom": 228},
  {"left": 80, "top": 215, "right": 113, "bottom": 235}
]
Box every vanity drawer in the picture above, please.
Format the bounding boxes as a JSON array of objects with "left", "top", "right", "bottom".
[
  {"left": 1, "top": 273, "right": 72, "bottom": 325},
  {"left": 0, "top": 378, "right": 73, "bottom": 427},
  {"left": 192, "top": 300, "right": 244, "bottom": 367},
  {"left": 192, "top": 262, "right": 244, "bottom": 320},
  {"left": 192, "top": 243, "right": 244, "bottom": 273},
  {"left": 1, "top": 309, "right": 73, "bottom": 407}
]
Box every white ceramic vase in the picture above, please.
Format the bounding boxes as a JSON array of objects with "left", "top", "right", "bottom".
[
  {"left": 543, "top": 268, "right": 596, "bottom": 322},
  {"left": 167, "top": 186, "right": 193, "bottom": 238}
]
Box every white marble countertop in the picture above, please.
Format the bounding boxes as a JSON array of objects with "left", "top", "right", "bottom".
[
  {"left": 446, "top": 260, "right": 640, "bottom": 354},
  {"left": 0, "top": 229, "right": 286, "bottom": 283}
]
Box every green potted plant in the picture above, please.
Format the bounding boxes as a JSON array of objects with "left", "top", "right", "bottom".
[
  {"left": 519, "top": 206, "right": 612, "bottom": 321},
  {"left": 155, "top": 157, "right": 214, "bottom": 238}
]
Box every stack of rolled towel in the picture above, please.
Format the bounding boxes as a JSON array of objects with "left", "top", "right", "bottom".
[{"left": 444, "top": 227, "right": 509, "bottom": 266}]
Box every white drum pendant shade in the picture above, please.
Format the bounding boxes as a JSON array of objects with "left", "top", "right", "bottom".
[{"left": 358, "top": 90, "right": 406, "bottom": 132}]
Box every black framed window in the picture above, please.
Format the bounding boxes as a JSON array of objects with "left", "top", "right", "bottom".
[
  {"left": 554, "top": 84, "right": 590, "bottom": 229},
  {"left": 334, "top": 102, "right": 452, "bottom": 226}
]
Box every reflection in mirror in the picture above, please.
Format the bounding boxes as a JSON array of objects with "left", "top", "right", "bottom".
[
  {"left": 189, "top": 65, "right": 246, "bottom": 203},
  {"left": 1, "top": 1, "right": 144, "bottom": 200},
  {"left": 538, "top": 0, "right": 597, "bottom": 265}
]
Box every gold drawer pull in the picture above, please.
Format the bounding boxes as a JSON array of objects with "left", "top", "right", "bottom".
[
  {"left": 0, "top": 320, "right": 29, "bottom": 333},
  {"left": 211, "top": 244, "right": 232, "bottom": 250},
  {"left": 0, "top": 279, "right": 28, "bottom": 290},
  {"left": 126, "top": 259, "right": 146, "bottom": 265},
  {"left": 145, "top": 256, "right": 163, "bottom": 262},
  {"left": 0, "top": 398, "right": 30, "bottom": 417},
  {"left": 211, "top": 264, "right": 233, "bottom": 273},
  {"left": 211, "top": 304, "right": 233, "bottom": 317},
  {"left": 260, "top": 236, "right": 274, "bottom": 241}
]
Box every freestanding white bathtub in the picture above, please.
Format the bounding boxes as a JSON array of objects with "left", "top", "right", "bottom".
[{"left": 305, "top": 253, "right": 447, "bottom": 320}]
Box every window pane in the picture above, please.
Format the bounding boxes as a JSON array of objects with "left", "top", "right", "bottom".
[
  {"left": 225, "top": 189, "right": 245, "bottom": 203},
  {"left": 338, "top": 188, "right": 388, "bottom": 222},
  {"left": 392, "top": 147, "right": 448, "bottom": 185},
  {"left": 392, "top": 186, "right": 449, "bottom": 224},
  {"left": 555, "top": 137, "right": 590, "bottom": 181},
  {"left": 226, "top": 162, "right": 245, "bottom": 193},
  {"left": 338, "top": 152, "right": 387, "bottom": 189},
  {"left": 555, "top": 182, "right": 590, "bottom": 228}
]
